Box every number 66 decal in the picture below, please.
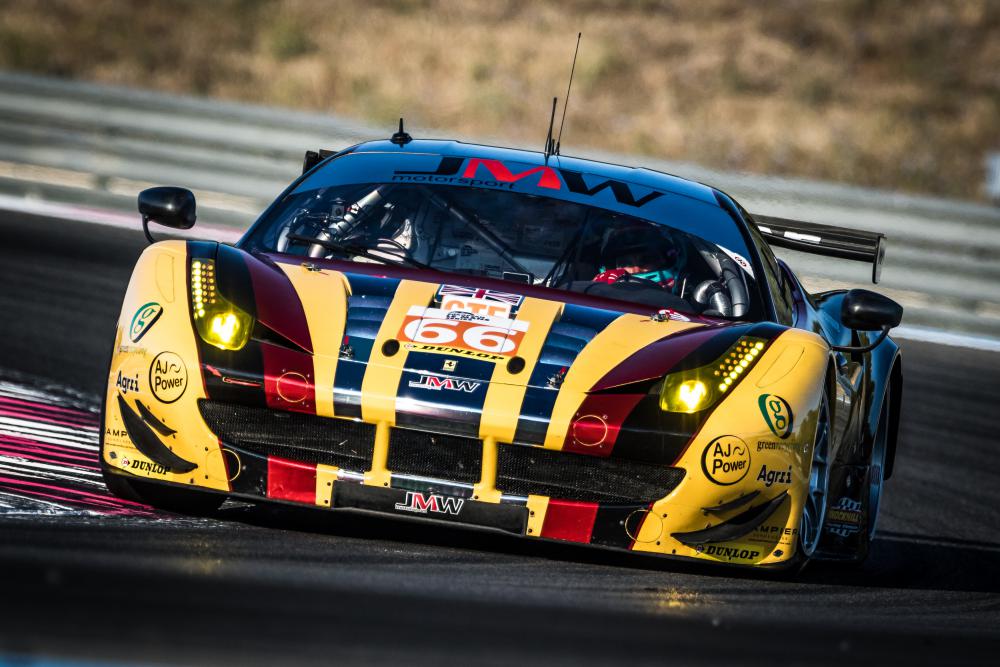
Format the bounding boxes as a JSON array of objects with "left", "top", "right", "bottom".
[{"left": 398, "top": 307, "right": 529, "bottom": 356}]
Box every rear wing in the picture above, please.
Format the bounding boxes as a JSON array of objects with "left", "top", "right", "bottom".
[{"left": 752, "top": 214, "right": 887, "bottom": 284}]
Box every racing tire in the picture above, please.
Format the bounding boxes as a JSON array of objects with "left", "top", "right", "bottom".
[
  {"left": 867, "top": 384, "right": 891, "bottom": 542},
  {"left": 781, "top": 388, "right": 833, "bottom": 573}
]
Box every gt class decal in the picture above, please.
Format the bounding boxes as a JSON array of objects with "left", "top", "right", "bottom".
[
  {"left": 701, "top": 435, "right": 751, "bottom": 485},
  {"left": 437, "top": 284, "right": 524, "bottom": 319},
  {"left": 398, "top": 306, "right": 529, "bottom": 358},
  {"left": 129, "top": 302, "right": 163, "bottom": 342},
  {"left": 758, "top": 394, "right": 793, "bottom": 439}
]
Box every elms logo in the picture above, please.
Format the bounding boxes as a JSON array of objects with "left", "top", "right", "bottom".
[{"left": 129, "top": 302, "right": 163, "bottom": 342}]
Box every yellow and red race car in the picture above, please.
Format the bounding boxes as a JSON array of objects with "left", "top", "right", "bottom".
[{"left": 101, "top": 137, "right": 903, "bottom": 569}]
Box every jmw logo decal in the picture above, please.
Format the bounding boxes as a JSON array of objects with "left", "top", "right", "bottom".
[
  {"left": 394, "top": 157, "right": 664, "bottom": 208},
  {"left": 408, "top": 374, "right": 481, "bottom": 393},
  {"left": 394, "top": 491, "right": 464, "bottom": 515}
]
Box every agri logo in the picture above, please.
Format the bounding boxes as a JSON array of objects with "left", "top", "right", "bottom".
[
  {"left": 394, "top": 491, "right": 464, "bottom": 516},
  {"left": 129, "top": 302, "right": 163, "bottom": 343},
  {"left": 758, "top": 394, "right": 793, "bottom": 439}
]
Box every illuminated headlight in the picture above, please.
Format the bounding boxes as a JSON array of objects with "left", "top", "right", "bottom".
[
  {"left": 190, "top": 259, "right": 253, "bottom": 351},
  {"left": 659, "top": 336, "right": 767, "bottom": 413}
]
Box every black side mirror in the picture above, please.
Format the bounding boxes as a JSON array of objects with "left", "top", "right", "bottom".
[
  {"left": 841, "top": 289, "right": 903, "bottom": 330},
  {"left": 138, "top": 187, "right": 196, "bottom": 243},
  {"left": 833, "top": 289, "right": 903, "bottom": 352}
]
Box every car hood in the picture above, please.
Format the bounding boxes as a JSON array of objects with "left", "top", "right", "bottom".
[{"left": 198, "top": 246, "right": 778, "bottom": 453}]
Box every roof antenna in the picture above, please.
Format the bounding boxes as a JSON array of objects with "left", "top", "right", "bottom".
[
  {"left": 555, "top": 32, "right": 582, "bottom": 156},
  {"left": 391, "top": 117, "right": 412, "bottom": 146},
  {"left": 543, "top": 97, "right": 558, "bottom": 162}
]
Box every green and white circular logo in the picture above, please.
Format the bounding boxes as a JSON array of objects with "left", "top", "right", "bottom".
[
  {"left": 758, "top": 394, "right": 793, "bottom": 439},
  {"left": 129, "top": 302, "right": 163, "bottom": 342}
]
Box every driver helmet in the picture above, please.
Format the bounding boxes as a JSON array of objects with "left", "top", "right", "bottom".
[{"left": 594, "top": 223, "right": 680, "bottom": 285}]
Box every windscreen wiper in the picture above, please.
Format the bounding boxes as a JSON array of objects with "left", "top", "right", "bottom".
[{"left": 285, "top": 233, "right": 429, "bottom": 270}]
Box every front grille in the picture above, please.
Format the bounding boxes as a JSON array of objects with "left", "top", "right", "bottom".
[
  {"left": 199, "top": 400, "right": 375, "bottom": 470},
  {"left": 387, "top": 428, "right": 481, "bottom": 483},
  {"left": 497, "top": 444, "right": 685, "bottom": 504}
]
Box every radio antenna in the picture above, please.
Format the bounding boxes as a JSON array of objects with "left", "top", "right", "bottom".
[
  {"left": 555, "top": 32, "right": 582, "bottom": 156},
  {"left": 543, "top": 96, "right": 558, "bottom": 162}
]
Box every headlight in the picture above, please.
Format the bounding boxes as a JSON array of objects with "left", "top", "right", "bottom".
[
  {"left": 659, "top": 336, "right": 767, "bottom": 413},
  {"left": 190, "top": 259, "right": 253, "bottom": 351}
]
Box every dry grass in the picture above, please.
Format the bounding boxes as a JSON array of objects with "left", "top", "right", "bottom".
[{"left": 1, "top": 0, "right": 997, "bottom": 200}]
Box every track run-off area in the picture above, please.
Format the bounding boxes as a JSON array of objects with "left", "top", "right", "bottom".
[{"left": 1, "top": 211, "right": 998, "bottom": 666}]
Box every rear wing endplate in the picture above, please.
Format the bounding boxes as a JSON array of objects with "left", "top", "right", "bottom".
[{"left": 752, "top": 214, "right": 887, "bottom": 284}]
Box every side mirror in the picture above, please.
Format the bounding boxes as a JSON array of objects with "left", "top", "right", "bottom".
[
  {"left": 841, "top": 289, "right": 903, "bottom": 330},
  {"left": 833, "top": 289, "right": 903, "bottom": 352},
  {"left": 138, "top": 187, "right": 196, "bottom": 243}
]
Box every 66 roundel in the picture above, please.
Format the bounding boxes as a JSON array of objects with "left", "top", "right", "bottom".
[{"left": 398, "top": 306, "right": 528, "bottom": 357}]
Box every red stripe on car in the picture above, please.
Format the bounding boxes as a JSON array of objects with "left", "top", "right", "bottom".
[
  {"left": 540, "top": 499, "right": 599, "bottom": 543},
  {"left": 243, "top": 255, "right": 314, "bottom": 353},
  {"left": 267, "top": 456, "right": 317, "bottom": 503},
  {"left": 562, "top": 393, "right": 647, "bottom": 457},
  {"left": 260, "top": 342, "right": 316, "bottom": 415}
]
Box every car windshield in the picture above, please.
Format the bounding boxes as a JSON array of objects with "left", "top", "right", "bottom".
[{"left": 244, "top": 179, "right": 763, "bottom": 319}]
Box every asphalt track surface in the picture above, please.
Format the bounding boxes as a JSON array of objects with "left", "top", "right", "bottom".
[{"left": 1, "top": 211, "right": 999, "bottom": 666}]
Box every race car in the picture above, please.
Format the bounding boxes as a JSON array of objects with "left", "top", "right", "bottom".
[{"left": 101, "top": 133, "right": 903, "bottom": 568}]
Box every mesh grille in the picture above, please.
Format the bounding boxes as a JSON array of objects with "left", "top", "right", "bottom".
[
  {"left": 387, "top": 428, "right": 482, "bottom": 484},
  {"left": 198, "top": 400, "right": 375, "bottom": 470},
  {"left": 497, "top": 444, "right": 685, "bottom": 504}
]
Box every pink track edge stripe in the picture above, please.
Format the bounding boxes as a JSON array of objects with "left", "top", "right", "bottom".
[
  {"left": 0, "top": 443, "right": 101, "bottom": 468},
  {"left": 0, "top": 406, "right": 98, "bottom": 429},
  {"left": 0, "top": 396, "right": 96, "bottom": 419},
  {"left": 0, "top": 475, "right": 152, "bottom": 508},
  {"left": 0, "top": 486, "right": 152, "bottom": 514},
  {"left": 0, "top": 433, "right": 96, "bottom": 453}
]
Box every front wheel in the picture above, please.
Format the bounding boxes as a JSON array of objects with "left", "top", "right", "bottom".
[
  {"left": 868, "top": 385, "right": 891, "bottom": 540},
  {"left": 798, "top": 390, "right": 832, "bottom": 559}
]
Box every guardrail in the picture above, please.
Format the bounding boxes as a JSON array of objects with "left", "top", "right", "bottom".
[{"left": 1, "top": 71, "right": 998, "bottom": 338}]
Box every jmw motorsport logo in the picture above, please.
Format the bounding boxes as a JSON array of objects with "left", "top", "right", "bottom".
[
  {"left": 394, "top": 491, "right": 464, "bottom": 516},
  {"left": 701, "top": 435, "right": 751, "bottom": 485},
  {"left": 393, "top": 157, "right": 664, "bottom": 208}
]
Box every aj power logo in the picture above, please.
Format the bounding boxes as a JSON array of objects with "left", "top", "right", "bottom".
[
  {"left": 701, "top": 435, "right": 751, "bottom": 485},
  {"left": 149, "top": 352, "right": 187, "bottom": 403}
]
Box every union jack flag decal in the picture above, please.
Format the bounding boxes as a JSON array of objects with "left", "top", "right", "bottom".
[{"left": 436, "top": 284, "right": 524, "bottom": 308}]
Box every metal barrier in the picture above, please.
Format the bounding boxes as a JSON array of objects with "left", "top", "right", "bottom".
[{"left": 1, "top": 71, "right": 998, "bottom": 337}]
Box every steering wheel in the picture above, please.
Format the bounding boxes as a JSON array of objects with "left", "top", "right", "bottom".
[
  {"left": 375, "top": 237, "right": 410, "bottom": 254},
  {"left": 614, "top": 271, "right": 664, "bottom": 290}
]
